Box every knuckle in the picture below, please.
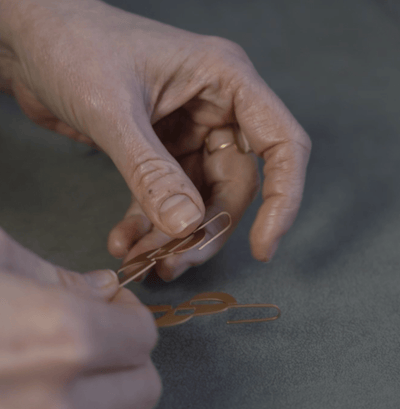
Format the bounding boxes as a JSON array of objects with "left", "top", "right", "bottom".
[
  {"left": 205, "top": 35, "right": 247, "bottom": 59},
  {"left": 130, "top": 156, "right": 179, "bottom": 192},
  {"left": 288, "top": 120, "right": 312, "bottom": 154},
  {"left": 55, "top": 268, "right": 84, "bottom": 290},
  {"left": 300, "top": 131, "right": 312, "bottom": 153}
]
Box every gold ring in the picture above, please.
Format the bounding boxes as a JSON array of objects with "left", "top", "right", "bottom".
[
  {"left": 205, "top": 137, "right": 236, "bottom": 154},
  {"left": 204, "top": 131, "right": 252, "bottom": 155}
]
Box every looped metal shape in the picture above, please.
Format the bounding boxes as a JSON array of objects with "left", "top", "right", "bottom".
[
  {"left": 147, "top": 292, "right": 281, "bottom": 327},
  {"left": 194, "top": 211, "right": 231, "bottom": 251},
  {"left": 226, "top": 304, "right": 281, "bottom": 324},
  {"left": 116, "top": 212, "right": 232, "bottom": 286}
]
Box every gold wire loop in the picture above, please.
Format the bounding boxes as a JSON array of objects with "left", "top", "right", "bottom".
[
  {"left": 146, "top": 292, "right": 281, "bottom": 328},
  {"left": 226, "top": 304, "right": 281, "bottom": 324},
  {"left": 116, "top": 212, "right": 232, "bottom": 287},
  {"left": 195, "top": 211, "right": 232, "bottom": 251}
]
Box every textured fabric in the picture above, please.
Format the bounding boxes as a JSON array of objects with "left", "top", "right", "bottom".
[{"left": 1, "top": 0, "right": 400, "bottom": 408}]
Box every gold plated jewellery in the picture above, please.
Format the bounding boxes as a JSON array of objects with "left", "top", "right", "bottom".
[
  {"left": 117, "top": 211, "right": 232, "bottom": 287},
  {"left": 148, "top": 292, "right": 281, "bottom": 328},
  {"left": 116, "top": 211, "right": 281, "bottom": 327},
  {"left": 204, "top": 127, "right": 252, "bottom": 154}
]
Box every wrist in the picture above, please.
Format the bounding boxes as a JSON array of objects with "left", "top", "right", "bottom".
[
  {"left": 0, "top": 0, "right": 103, "bottom": 53},
  {"left": 0, "top": 0, "right": 103, "bottom": 93}
]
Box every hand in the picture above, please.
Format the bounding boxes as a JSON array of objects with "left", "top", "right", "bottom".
[
  {"left": 0, "top": 228, "right": 161, "bottom": 409},
  {"left": 0, "top": 0, "right": 311, "bottom": 281}
]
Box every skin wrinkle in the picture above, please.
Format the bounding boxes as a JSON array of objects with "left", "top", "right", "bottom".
[
  {"left": 186, "top": 96, "right": 232, "bottom": 125},
  {"left": 197, "top": 67, "right": 237, "bottom": 106},
  {"left": 149, "top": 38, "right": 240, "bottom": 121},
  {"left": 140, "top": 59, "right": 153, "bottom": 118},
  {"left": 233, "top": 80, "right": 284, "bottom": 121},
  {"left": 131, "top": 157, "right": 179, "bottom": 193},
  {"left": 262, "top": 142, "right": 307, "bottom": 177},
  {"left": 263, "top": 138, "right": 312, "bottom": 159},
  {"left": 263, "top": 157, "right": 295, "bottom": 180},
  {"left": 144, "top": 35, "right": 207, "bottom": 115},
  {"left": 151, "top": 70, "right": 208, "bottom": 124},
  {"left": 252, "top": 120, "right": 291, "bottom": 147},
  {"left": 151, "top": 52, "right": 193, "bottom": 120}
]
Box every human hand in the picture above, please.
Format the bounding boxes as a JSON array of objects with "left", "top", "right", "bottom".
[
  {"left": 0, "top": 0, "right": 311, "bottom": 281},
  {"left": 0, "top": 228, "right": 161, "bottom": 409}
]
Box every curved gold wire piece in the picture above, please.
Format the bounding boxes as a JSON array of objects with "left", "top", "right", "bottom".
[
  {"left": 226, "top": 304, "right": 281, "bottom": 324},
  {"left": 147, "top": 292, "right": 281, "bottom": 327},
  {"left": 116, "top": 212, "right": 232, "bottom": 287},
  {"left": 195, "top": 211, "right": 232, "bottom": 251}
]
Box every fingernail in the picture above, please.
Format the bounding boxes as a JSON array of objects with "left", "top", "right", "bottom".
[
  {"left": 84, "top": 269, "right": 118, "bottom": 288},
  {"left": 160, "top": 194, "right": 202, "bottom": 234}
]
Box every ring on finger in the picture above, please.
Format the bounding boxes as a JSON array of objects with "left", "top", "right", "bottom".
[{"left": 204, "top": 127, "right": 252, "bottom": 155}]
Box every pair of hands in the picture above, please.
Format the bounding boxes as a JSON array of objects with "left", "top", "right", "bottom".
[{"left": 0, "top": 0, "right": 311, "bottom": 407}]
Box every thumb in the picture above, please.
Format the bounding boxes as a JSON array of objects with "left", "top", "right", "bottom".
[
  {"left": 56, "top": 268, "right": 119, "bottom": 301},
  {"left": 101, "top": 110, "right": 205, "bottom": 238}
]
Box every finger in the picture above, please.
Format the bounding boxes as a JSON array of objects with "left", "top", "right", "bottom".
[
  {"left": 154, "top": 126, "right": 260, "bottom": 280},
  {"left": 202, "top": 126, "right": 260, "bottom": 229},
  {"left": 68, "top": 360, "right": 162, "bottom": 409},
  {"left": 0, "top": 228, "right": 119, "bottom": 300},
  {"left": 65, "top": 291, "right": 158, "bottom": 371},
  {"left": 153, "top": 107, "right": 208, "bottom": 157},
  {"left": 121, "top": 226, "right": 172, "bottom": 282},
  {"left": 109, "top": 150, "right": 207, "bottom": 264},
  {"left": 153, "top": 206, "right": 229, "bottom": 281},
  {"left": 234, "top": 68, "right": 311, "bottom": 261},
  {"left": 0, "top": 271, "right": 156, "bottom": 383},
  {"left": 108, "top": 108, "right": 208, "bottom": 261},
  {"left": 91, "top": 101, "right": 205, "bottom": 239},
  {"left": 58, "top": 268, "right": 119, "bottom": 301},
  {"left": 107, "top": 197, "right": 152, "bottom": 259},
  {"left": 116, "top": 150, "right": 208, "bottom": 282},
  {"left": 110, "top": 287, "right": 143, "bottom": 306}
]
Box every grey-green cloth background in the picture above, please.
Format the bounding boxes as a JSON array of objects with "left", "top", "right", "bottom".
[{"left": 1, "top": 0, "right": 400, "bottom": 408}]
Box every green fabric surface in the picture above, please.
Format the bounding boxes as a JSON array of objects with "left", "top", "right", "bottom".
[{"left": 1, "top": 0, "right": 400, "bottom": 408}]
